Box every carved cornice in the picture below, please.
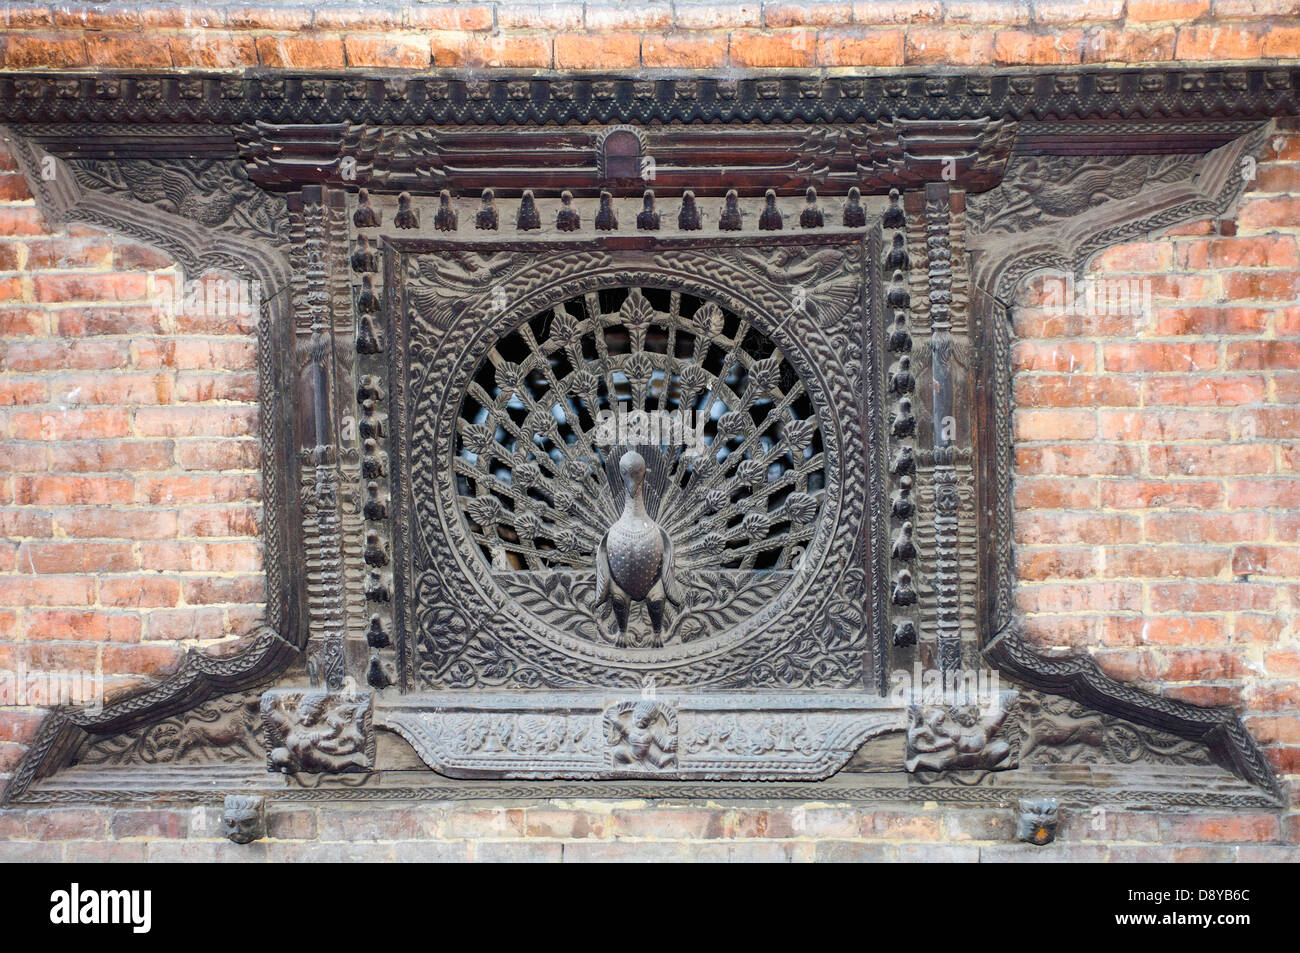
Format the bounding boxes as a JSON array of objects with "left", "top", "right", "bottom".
[
  {"left": 1, "top": 68, "right": 1297, "bottom": 128},
  {"left": 6, "top": 67, "right": 1299, "bottom": 200}
]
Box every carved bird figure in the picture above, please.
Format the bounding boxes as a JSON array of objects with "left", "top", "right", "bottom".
[{"left": 594, "top": 450, "right": 683, "bottom": 648}]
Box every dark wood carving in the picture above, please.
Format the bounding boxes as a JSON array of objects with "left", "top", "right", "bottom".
[{"left": 0, "top": 67, "right": 1291, "bottom": 804}]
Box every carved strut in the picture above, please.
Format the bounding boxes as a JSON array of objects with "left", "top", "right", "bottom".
[{"left": 594, "top": 450, "right": 683, "bottom": 648}]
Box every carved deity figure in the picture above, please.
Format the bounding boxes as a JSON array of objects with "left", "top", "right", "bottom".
[
  {"left": 905, "top": 704, "right": 1013, "bottom": 773},
  {"left": 263, "top": 691, "right": 372, "bottom": 774},
  {"left": 606, "top": 700, "right": 677, "bottom": 771},
  {"left": 594, "top": 450, "right": 683, "bottom": 648}
]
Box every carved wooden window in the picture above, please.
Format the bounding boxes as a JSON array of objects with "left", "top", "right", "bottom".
[{"left": 2, "top": 71, "right": 1286, "bottom": 805}]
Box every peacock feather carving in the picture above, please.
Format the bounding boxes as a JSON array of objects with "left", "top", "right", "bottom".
[{"left": 454, "top": 287, "right": 828, "bottom": 611}]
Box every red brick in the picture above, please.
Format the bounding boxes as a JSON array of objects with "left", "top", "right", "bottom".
[
  {"left": 1102, "top": 546, "right": 1230, "bottom": 579},
  {"left": 1144, "top": 512, "right": 1271, "bottom": 543},
  {"left": 0, "top": 575, "right": 93, "bottom": 606},
  {"left": 1237, "top": 407, "right": 1300, "bottom": 439},
  {"left": 1017, "top": 547, "right": 1097, "bottom": 580},
  {"left": 1150, "top": 582, "right": 1276, "bottom": 613},
  {"left": 465, "top": 33, "right": 552, "bottom": 68},
  {"left": 1102, "top": 341, "right": 1219, "bottom": 373},
  {"left": 25, "top": 610, "right": 140, "bottom": 643},
  {"left": 1012, "top": 341, "right": 1096, "bottom": 373},
  {"left": 134, "top": 406, "right": 257, "bottom": 438},
  {"left": 255, "top": 34, "right": 346, "bottom": 69},
  {"left": 344, "top": 33, "right": 431, "bottom": 69},
  {"left": 83, "top": 32, "right": 170, "bottom": 69},
  {"left": 1149, "top": 443, "right": 1274, "bottom": 476},
  {"left": 675, "top": 3, "right": 762, "bottom": 29},
  {"left": 224, "top": 6, "right": 310, "bottom": 29},
  {"left": 1222, "top": 270, "right": 1300, "bottom": 301},
  {"left": 9, "top": 408, "right": 131, "bottom": 440},
  {"left": 994, "top": 29, "right": 1085, "bottom": 65},
  {"left": 587, "top": 4, "right": 673, "bottom": 29},
  {"left": 99, "top": 576, "right": 180, "bottom": 608},
  {"left": 1142, "top": 375, "right": 1267, "bottom": 406},
  {"left": 1015, "top": 512, "right": 1141, "bottom": 545},
  {"left": 174, "top": 438, "right": 259, "bottom": 470},
  {"left": 24, "top": 240, "right": 113, "bottom": 271},
  {"left": 142, "top": 608, "right": 224, "bottom": 641},
  {"left": 181, "top": 575, "right": 264, "bottom": 605},
  {"left": 1100, "top": 480, "right": 1223, "bottom": 510},
  {"left": 101, "top": 643, "right": 184, "bottom": 677},
  {"left": 0, "top": 32, "right": 89, "bottom": 69},
  {"left": 17, "top": 541, "right": 136, "bottom": 573},
  {"left": 1237, "top": 195, "right": 1300, "bottom": 229},
  {"left": 1127, "top": 0, "right": 1210, "bottom": 20},
  {"left": 496, "top": 3, "right": 585, "bottom": 30},
  {"left": 1081, "top": 25, "right": 1177, "bottom": 62},
  {"left": 1013, "top": 409, "right": 1097, "bottom": 441},
  {"left": 1176, "top": 235, "right": 1300, "bottom": 269},
  {"left": 1017, "top": 582, "right": 1142, "bottom": 613},
  {"left": 1227, "top": 341, "right": 1300, "bottom": 370},
  {"left": 1160, "top": 813, "right": 1279, "bottom": 843},
  {"left": 1174, "top": 23, "right": 1267, "bottom": 59},
  {"left": 1226, "top": 479, "right": 1300, "bottom": 509},
  {"left": 52, "top": 509, "right": 178, "bottom": 540},
  {"left": 1015, "top": 444, "right": 1142, "bottom": 476},
  {"left": 729, "top": 29, "right": 816, "bottom": 66},
  {"left": 641, "top": 33, "right": 729, "bottom": 68},
  {"left": 167, "top": 31, "right": 258, "bottom": 68},
  {"left": 405, "top": 6, "right": 494, "bottom": 31},
  {"left": 554, "top": 32, "right": 641, "bottom": 69},
  {"left": 48, "top": 441, "right": 172, "bottom": 473},
  {"left": 177, "top": 507, "right": 261, "bottom": 538},
  {"left": 1099, "top": 409, "right": 1232, "bottom": 441},
  {"left": 139, "top": 541, "right": 261, "bottom": 573},
  {"left": 815, "top": 28, "right": 905, "bottom": 65},
  {"left": 1015, "top": 375, "right": 1141, "bottom": 407},
  {"left": 903, "top": 26, "right": 995, "bottom": 64},
  {"left": 32, "top": 273, "right": 148, "bottom": 304},
  {"left": 4, "top": 340, "right": 130, "bottom": 371},
  {"left": 1150, "top": 307, "right": 1269, "bottom": 336},
  {"left": 133, "top": 475, "right": 260, "bottom": 505},
  {"left": 1014, "top": 478, "right": 1098, "bottom": 509}
]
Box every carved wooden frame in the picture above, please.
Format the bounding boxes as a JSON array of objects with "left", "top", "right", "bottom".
[{"left": 1, "top": 66, "right": 1294, "bottom": 803}]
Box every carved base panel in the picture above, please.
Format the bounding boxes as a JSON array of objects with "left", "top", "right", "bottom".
[{"left": 378, "top": 693, "right": 905, "bottom": 780}]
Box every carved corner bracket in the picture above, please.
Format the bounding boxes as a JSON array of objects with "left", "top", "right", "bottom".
[{"left": 968, "top": 123, "right": 1285, "bottom": 804}]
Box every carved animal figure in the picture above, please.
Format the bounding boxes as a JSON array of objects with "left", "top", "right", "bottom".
[{"left": 594, "top": 451, "right": 683, "bottom": 648}]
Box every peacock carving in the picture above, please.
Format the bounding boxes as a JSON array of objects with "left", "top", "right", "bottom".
[{"left": 454, "top": 286, "right": 827, "bottom": 648}]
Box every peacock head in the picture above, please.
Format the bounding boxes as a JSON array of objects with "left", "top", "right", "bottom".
[{"left": 619, "top": 450, "right": 646, "bottom": 494}]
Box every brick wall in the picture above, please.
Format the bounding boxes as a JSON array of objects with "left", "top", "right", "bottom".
[
  {"left": 1013, "top": 125, "right": 1300, "bottom": 787},
  {"left": 0, "top": 1, "right": 1299, "bottom": 72},
  {"left": 0, "top": 801, "right": 1296, "bottom": 861},
  {"left": 1, "top": 0, "right": 1299, "bottom": 860},
  {"left": 0, "top": 142, "right": 265, "bottom": 778}
]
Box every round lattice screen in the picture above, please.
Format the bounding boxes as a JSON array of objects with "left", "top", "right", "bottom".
[{"left": 454, "top": 286, "right": 826, "bottom": 576}]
